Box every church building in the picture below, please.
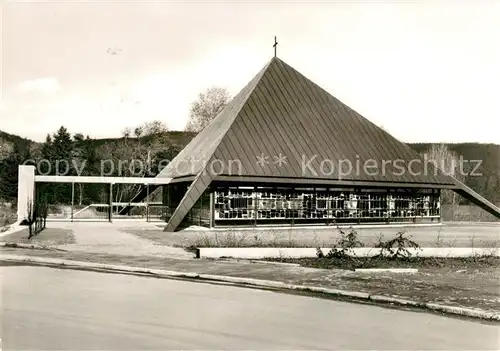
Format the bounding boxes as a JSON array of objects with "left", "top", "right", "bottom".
[{"left": 158, "top": 56, "right": 463, "bottom": 231}]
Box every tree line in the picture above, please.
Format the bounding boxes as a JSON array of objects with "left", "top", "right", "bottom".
[
  {"left": 1, "top": 86, "right": 498, "bottom": 209},
  {"left": 0, "top": 87, "right": 231, "bottom": 205}
]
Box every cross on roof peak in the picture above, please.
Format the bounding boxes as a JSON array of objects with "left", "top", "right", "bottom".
[{"left": 273, "top": 36, "right": 278, "bottom": 57}]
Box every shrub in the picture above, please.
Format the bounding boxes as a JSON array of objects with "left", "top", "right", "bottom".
[
  {"left": 375, "top": 231, "right": 421, "bottom": 259},
  {"left": 25, "top": 197, "right": 48, "bottom": 239},
  {"left": 26, "top": 199, "right": 35, "bottom": 239},
  {"left": 316, "top": 227, "right": 364, "bottom": 259}
]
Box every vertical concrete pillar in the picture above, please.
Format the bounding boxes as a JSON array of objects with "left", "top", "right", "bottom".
[{"left": 17, "top": 165, "right": 36, "bottom": 222}]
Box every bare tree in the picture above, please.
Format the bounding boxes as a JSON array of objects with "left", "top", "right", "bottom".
[
  {"left": 26, "top": 198, "right": 34, "bottom": 239},
  {"left": 134, "top": 127, "right": 143, "bottom": 138},
  {"left": 122, "top": 127, "right": 132, "bottom": 138},
  {"left": 185, "top": 87, "right": 231, "bottom": 132},
  {"left": 124, "top": 120, "right": 168, "bottom": 139},
  {"left": 141, "top": 120, "right": 169, "bottom": 136},
  {"left": 100, "top": 139, "right": 148, "bottom": 204},
  {"left": 102, "top": 121, "right": 172, "bottom": 205},
  {"left": 425, "top": 144, "right": 463, "bottom": 207},
  {"left": 73, "top": 133, "right": 85, "bottom": 142}
]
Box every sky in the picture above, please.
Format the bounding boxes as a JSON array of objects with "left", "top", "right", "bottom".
[{"left": 1, "top": 1, "right": 499, "bottom": 144}]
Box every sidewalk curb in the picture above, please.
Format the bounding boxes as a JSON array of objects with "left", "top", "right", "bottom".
[
  {"left": 355, "top": 268, "right": 419, "bottom": 274},
  {"left": 1, "top": 242, "right": 66, "bottom": 251},
  {"left": 1, "top": 254, "right": 499, "bottom": 322},
  {"left": 216, "top": 258, "right": 301, "bottom": 267}
]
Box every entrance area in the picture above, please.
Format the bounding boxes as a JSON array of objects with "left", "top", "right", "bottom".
[{"left": 17, "top": 165, "right": 172, "bottom": 223}]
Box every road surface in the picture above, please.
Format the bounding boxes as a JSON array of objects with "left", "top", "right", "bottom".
[{"left": 1, "top": 265, "right": 498, "bottom": 350}]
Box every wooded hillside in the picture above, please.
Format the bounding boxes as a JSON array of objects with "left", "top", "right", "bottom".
[{"left": 1, "top": 128, "right": 498, "bottom": 207}]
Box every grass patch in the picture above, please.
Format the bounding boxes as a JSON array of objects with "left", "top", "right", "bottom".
[
  {"left": 264, "top": 256, "right": 500, "bottom": 270},
  {"left": 270, "top": 229, "right": 500, "bottom": 270},
  {"left": 1, "top": 227, "right": 76, "bottom": 246},
  {"left": 186, "top": 230, "right": 306, "bottom": 249},
  {"left": 123, "top": 229, "right": 186, "bottom": 247},
  {"left": 127, "top": 225, "right": 500, "bottom": 249},
  {"left": 0, "top": 204, "right": 17, "bottom": 227}
]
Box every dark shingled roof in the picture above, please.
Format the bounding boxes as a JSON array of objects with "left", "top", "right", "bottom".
[
  {"left": 162, "top": 57, "right": 461, "bottom": 231},
  {"left": 159, "top": 57, "right": 453, "bottom": 185}
]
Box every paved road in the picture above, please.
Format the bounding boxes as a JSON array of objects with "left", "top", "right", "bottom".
[{"left": 1, "top": 266, "right": 498, "bottom": 350}]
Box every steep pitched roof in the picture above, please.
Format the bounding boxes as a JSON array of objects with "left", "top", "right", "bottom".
[
  {"left": 158, "top": 60, "right": 272, "bottom": 179},
  {"left": 160, "top": 57, "right": 453, "bottom": 185}
]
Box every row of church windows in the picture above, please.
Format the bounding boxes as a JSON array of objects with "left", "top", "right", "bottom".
[{"left": 214, "top": 188, "right": 440, "bottom": 220}]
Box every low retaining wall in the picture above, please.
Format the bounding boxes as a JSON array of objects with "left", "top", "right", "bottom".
[{"left": 198, "top": 247, "right": 500, "bottom": 259}]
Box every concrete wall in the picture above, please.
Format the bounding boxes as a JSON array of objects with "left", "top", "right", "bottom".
[
  {"left": 198, "top": 247, "right": 500, "bottom": 259},
  {"left": 17, "top": 165, "right": 35, "bottom": 222}
]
